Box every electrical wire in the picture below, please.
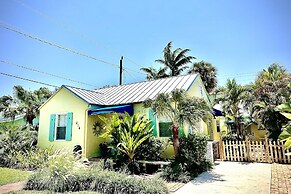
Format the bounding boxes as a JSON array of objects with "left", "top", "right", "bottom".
[
  {"left": 14, "top": 0, "right": 145, "bottom": 69},
  {"left": 0, "top": 60, "right": 97, "bottom": 88},
  {"left": 0, "top": 22, "right": 118, "bottom": 68},
  {"left": 0, "top": 22, "right": 146, "bottom": 76},
  {"left": 0, "top": 72, "right": 58, "bottom": 88}
]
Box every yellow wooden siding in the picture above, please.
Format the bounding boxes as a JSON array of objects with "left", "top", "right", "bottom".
[
  {"left": 38, "top": 88, "right": 88, "bottom": 153},
  {"left": 85, "top": 115, "right": 107, "bottom": 158}
]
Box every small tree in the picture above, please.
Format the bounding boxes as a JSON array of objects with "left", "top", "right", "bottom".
[
  {"left": 144, "top": 89, "right": 212, "bottom": 157},
  {"left": 93, "top": 113, "right": 152, "bottom": 163},
  {"left": 214, "top": 79, "right": 250, "bottom": 140}
]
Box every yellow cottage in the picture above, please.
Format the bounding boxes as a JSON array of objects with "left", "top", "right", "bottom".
[{"left": 38, "top": 74, "right": 217, "bottom": 158}]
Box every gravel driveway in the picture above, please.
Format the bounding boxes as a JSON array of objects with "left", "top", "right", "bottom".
[{"left": 175, "top": 161, "right": 271, "bottom": 194}]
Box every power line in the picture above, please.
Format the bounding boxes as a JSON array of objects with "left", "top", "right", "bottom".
[
  {"left": 0, "top": 22, "right": 118, "bottom": 68},
  {"left": 0, "top": 60, "right": 97, "bottom": 88},
  {"left": 14, "top": 0, "right": 145, "bottom": 69},
  {"left": 0, "top": 72, "right": 58, "bottom": 88},
  {"left": 0, "top": 21, "right": 146, "bottom": 76}
]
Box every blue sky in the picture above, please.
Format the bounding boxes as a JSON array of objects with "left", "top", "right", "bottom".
[{"left": 0, "top": 0, "right": 290, "bottom": 96}]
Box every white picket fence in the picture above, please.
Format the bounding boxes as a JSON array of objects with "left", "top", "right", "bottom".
[{"left": 218, "top": 137, "right": 291, "bottom": 164}]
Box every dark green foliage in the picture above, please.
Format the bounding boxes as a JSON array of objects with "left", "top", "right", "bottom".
[
  {"left": 26, "top": 161, "right": 168, "bottom": 194},
  {"left": 158, "top": 122, "right": 172, "bottom": 137},
  {"left": 160, "top": 164, "right": 191, "bottom": 183},
  {"left": 0, "top": 124, "right": 38, "bottom": 167},
  {"left": 135, "top": 137, "right": 165, "bottom": 161},
  {"left": 188, "top": 60, "right": 218, "bottom": 93},
  {"left": 221, "top": 133, "right": 238, "bottom": 141},
  {"left": 160, "top": 133, "right": 212, "bottom": 182},
  {"left": 99, "top": 142, "right": 110, "bottom": 158}
]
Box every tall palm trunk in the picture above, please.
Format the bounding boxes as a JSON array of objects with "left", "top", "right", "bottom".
[{"left": 172, "top": 121, "right": 180, "bottom": 157}]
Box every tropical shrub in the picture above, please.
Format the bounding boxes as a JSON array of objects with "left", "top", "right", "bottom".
[
  {"left": 26, "top": 152, "right": 79, "bottom": 192},
  {"left": 93, "top": 113, "right": 153, "bottom": 173},
  {"left": 135, "top": 137, "right": 165, "bottom": 161},
  {"left": 0, "top": 124, "right": 38, "bottom": 167},
  {"left": 12, "top": 147, "right": 55, "bottom": 170},
  {"left": 26, "top": 159, "right": 168, "bottom": 194},
  {"left": 252, "top": 64, "right": 291, "bottom": 139},
  {"left": 276, "top": 98, "right": 291, "bottom": 149},
  {"left": 160, "top": 133, "right": 212, "bottom": 182}
]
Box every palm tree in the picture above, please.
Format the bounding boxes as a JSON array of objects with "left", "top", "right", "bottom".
[
  {"left": 155, "top": 42, "right": 195, "bottom": 76},
  {"left": 188, "top": 61, "right": 217, "bottom": 93},
  {"left": 252, "top": 64, "right": 290, "bottom": 140},
  {"left": 144, "top": 89, "right": 212, "bottom": 157},
  {"left": 140, "top": 66, "right": 168, "bottom": 80},
  {"left": 215, "top": 79, "right": 249, "bottom": 139},
  {"left": 0, "top": 95, "right": 19, "bottom": 121},
  {"left": 255, "top": 63, "right": 286, "bottom": 85},
  {"left": 12, "top": 86, "right": 52, "bottom": 125}
]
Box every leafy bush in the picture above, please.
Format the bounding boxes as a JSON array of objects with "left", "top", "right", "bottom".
[
  {"left": 160, "top": 164, "right": 191, "bottom": 183},
  {"left": 94, "top": 113, "right": 153, "bottom": 174},
  {"left": 135, "top": 137, "right": 165, "bottom": 161},
  {"left": 26, "top": 152, "right": 79, "bottom": 192},
  {"left": 26, "top": 159, "right": 168, "bottom": 194},
  {"left": 0, "top": 124, "right": 38, "bottom": 167},
  {"left": 160, "top": 133, "right": 212, "bottom": 182},
  {"left": 12, "top": 147, "right": 55, "bottom": 170}
]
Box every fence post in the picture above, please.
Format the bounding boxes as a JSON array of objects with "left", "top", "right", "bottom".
[
  {"left": 245, "top": 136, "right": 251, "bottom": 162},
  {"left": 264, "top": 135, "right": 271, "bottom": 163},
  {"left": 219, "top": 136, "right": 224, "bottom": 161}
]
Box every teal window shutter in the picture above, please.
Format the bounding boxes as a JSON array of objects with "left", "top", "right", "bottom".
[
  {"left": 178, "top": 122, "right": 185, "bottom": 137},
  {"left": 149, "top": 109, "right": 157, "bottom": 136},
  {"left": 66, "top": 112, "right": 73, "bottom": 141},
  {"left": 49, "top": 114, "right": 56, "bottom": 141}
]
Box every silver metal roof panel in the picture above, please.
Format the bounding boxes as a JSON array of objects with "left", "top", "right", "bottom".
[{"left": 64, "top": 74, "right": 198, "bottom": 106}]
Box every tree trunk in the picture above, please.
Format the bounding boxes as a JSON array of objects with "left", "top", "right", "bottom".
[{"left": 172, "top": 121, "right": 180, "bottom": 157}]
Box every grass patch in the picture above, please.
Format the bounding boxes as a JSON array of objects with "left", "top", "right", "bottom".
[{"left": 0, "top": 167, "right": 31, "bottom": 186}]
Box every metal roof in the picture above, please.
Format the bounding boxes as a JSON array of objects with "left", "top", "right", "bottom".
[
  {"left": 64, "top": 85, "right": 107, "bottom": 105},
  {"left": 64, "top": 74, "right": 198, "bottom": 106}
]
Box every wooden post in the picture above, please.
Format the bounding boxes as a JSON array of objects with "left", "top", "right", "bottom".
[
  {"left": 246, "top": 136, "right": 251, "bottom": 162},
  {"left": 264, "top": 135, "right": 270, "bottom": 163},
  {"left": 269, "top": 140, "right": 274, "bottom": 163},
  {"left": 219, "top": 136, "right": 224, "bottom": 161},
  {"left": 277, "top": 140, "right": 282, "bottom": 163}
]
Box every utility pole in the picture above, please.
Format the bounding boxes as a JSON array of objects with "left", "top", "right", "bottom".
[{"left": 119, "top": 56, "right": 123, "bottom": 85}]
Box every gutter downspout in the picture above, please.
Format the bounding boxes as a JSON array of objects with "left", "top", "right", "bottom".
[{"left": 84, "top": 106, "right": 89, "bottom": 158}]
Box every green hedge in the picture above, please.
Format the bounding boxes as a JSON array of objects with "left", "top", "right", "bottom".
[{"left": 25, "top": 165, "right": 168, "bottom": 194}]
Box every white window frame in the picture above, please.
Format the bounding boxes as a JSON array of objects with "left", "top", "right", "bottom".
[{"left": 54, "top": 112, "right": 67, "bottom": 141}]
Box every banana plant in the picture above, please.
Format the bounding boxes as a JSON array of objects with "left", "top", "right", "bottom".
[
  {"left": 93, "top": 112, "right": 152, "bottom": 161},
  {"left": 117, "top": 113, "right": 152, "bottom": 161},
  {"left": 276, "top": 99, "right": 291, "bottom": 149}
]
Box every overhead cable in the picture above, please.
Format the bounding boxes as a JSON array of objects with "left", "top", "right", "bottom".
[
  {"left": 0, "top": 72, "right": 58, "bottom": 88},
  {"left": 0, "top": 60, "right": 97, "bottom": 88}
]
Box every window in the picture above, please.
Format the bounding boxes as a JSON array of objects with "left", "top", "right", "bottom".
[
  {"left": 216, "top": 120, "right": 220, "bottom": 132},
  {"left": 55, "top": 114, "right": 67, "bottom": 140},
  {"left": 159, "top": 122, "right": 172, "bottom": 137},
  {"left": 49, "top": 112, "right": 73, "bottom": 141}
]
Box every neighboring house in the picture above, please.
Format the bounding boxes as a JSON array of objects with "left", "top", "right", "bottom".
[
  {"left": 38, "top": 74, "right": 214, "bottom": 158},
  {"left": 0, "top": 114, "right": 39, "bottom": 126},
  {"left": 211, "top": 105, "right": 266, "bottom": 141}
]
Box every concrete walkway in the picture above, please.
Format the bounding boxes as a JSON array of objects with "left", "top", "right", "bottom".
[{"left": 175, "top": 161, "right": 271, "bottom": 194}]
